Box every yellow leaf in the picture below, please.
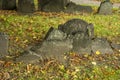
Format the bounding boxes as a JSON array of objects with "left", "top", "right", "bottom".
[{"left": 96, "top": 50, "right": 101, "bottom": 55}]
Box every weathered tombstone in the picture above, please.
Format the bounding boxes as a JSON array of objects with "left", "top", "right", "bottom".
[
  {"left": 0, "top": 0, "right": 2, "bottom": 9},
  {"left": 16, "top": 27, "right": 72, "bottom": 66},
  {"left": 91, "top": 38, "right": 113, "bottom": 54},
  {"left": 38, "top": 0, "right": 50, "bottom": 11},
  {"left": 59, "top": 19, "right": 94, "bottom": 54},
  {"left": 17, "top": 0, "right": 35, "bottom": 13},
  {"left": 97, "top": 0, "right": 113, "bottom": 15},
  {"left": 58, "top": 19, "right": 94, "bottom": 39},
  {"left": 0, "top": 32, "right": 9, "bottom": 58},
  {"left": 2, "top": 0, "right": 16, "bottom": 10},
  {"left": 38, "top": 0, "right": 70, "bottom": 12},
  {"left": 65, "top": 2, "right": 93, "bottom": 13},
  {"left": 16, "top": 18, "right": 117, "bottom": 66}
]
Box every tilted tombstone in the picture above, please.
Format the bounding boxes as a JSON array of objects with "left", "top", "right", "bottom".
[
  {"left": 38, "top": 0, "right": 70, "bottom": 12},
  {"left": 0, "top": 32, "right": 9, "bottom": 58},
  {"left": 97, "top": 0, "right": 113, "bottom": 15},
  {"left": 2, "top": 0, "right": 16, "bottom": 10},
  {"left": 17, "top": 0, "right": 35, "bottom": 13}
]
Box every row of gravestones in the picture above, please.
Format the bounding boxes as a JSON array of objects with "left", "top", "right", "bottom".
[
  {"left": 0, "top": 0, "right": 113, "bottom": 15},
  {"left": 0, "top": 19, "right": 120, "bottom": 66}
]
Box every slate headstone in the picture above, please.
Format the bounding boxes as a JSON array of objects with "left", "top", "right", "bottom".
[
  {"left": 39, "top": 0, "right": 70, "bottom": 12},
  {"left": 17, "top": 0, "right": 35, "bottom": 13},
  {"left": 98, "top": 1, "right": 113, "bottom": 15},
  {"left": 2, "top": 0, "right": 16, "bottom": 10},
  {"left": 0, "top": 0, "right": 2, "bottom": 9},
  {"left": 0, "top": 32, "right": 9, "bottom": 58}
]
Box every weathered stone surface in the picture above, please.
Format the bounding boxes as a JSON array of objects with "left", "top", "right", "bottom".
[
  {"left": 65, "top": 2, "right": 93, "bottom": 13},
  {"left": 0, "top": 0, "right": 16, "bottom": 10},
  {"left": 16, "top": 18, "right": 117, "bottom": 66},
  {"left": 111, "top": 43, "right": 120, "bottom": 52},
  {"left": 97, "top": 1, "right": 113, "bottom": 15},
  {"left": 2, "top": 0, "right": 16, "bottom": 10},
  {"left": 58, "top": 19, "right": 94, "bottom": 39},
  {"left": 44, "top": 27, "right": 67, "bottom": 41},
  {"left": 0, "top": 0, "right": 2, "bottom": 9},
  {"left": 91, "top": 38, "right": 113, "bottom": 54},
  {"left": 16, "top": 51, "right": 40, "bottom": 64},
  {"left": 72, "top": 33, "right": 92, "bottom": 54},
  {"left": 17, "top": 0, "right": 35, "bottom": 13},
  {"left": 16, "top": 39, "right": 72, "bottom": 66},
  {"left": 42, "top": 0, "right": 70, "bottom": 12},
  {"left": 38, "top": 0, "right": 50, "bottom": 11},
  {"left": 0, "top": 32, "right": 9, "bottom": 58}
]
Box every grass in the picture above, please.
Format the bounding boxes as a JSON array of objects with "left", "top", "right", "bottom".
[
  {"left": 0, "top": 6, "right": 120, "bottom": 80},
  {"left": 93, "top": 0, "right": 120, "bottom": 3}
]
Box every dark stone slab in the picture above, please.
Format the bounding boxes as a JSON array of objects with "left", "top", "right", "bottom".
[
  {"left": 17, "top": 0, "right": 35, "bottom": 14},
  {"left": 2, "top": 0, "right": 16, "bottom": 10},
  {"left": 0, "top": 0, "right": 2, "bottom": 9},
  {"left": 42, "top": 0, "right": 69, "bottom": 12},
  {"left": 0, "top": 32, "right": 9, "bottom": 58},
  {"left": 58, "top": 19, "right": 94, "bottom": 39}
]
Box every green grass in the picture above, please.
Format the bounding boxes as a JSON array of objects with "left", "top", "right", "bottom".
[
  {"left": 0, "top": 7, "right": 120, "bottom": 79},
  {"left": 94, "top": 0, "right": 120, "bottom": 3}
]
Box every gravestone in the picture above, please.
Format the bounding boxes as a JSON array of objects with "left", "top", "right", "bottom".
[
  {"left": 16, "top": 18, "right": 115, "bottom": 66},
  {"left": 59, "top": 19, "right": 94, "bottom": 54},
  {"left": 65, "top": 2, "right": 93, "bottom": 13},
  {"left": 0, "top": 0, "right": 2, "bottom": 9},
  {"left": 16, "top": 27, "right": 72, "bottom": 66},
  {"left": 17, "top": 0, "right": 35, "bottom": 13},
  {"left": 97, "top": 0, "right": 113, "bottom": 15},
  {"left": 38, "top": 0, "right": 50, "bottom": 11},
  {"left": 2, "top": 0, "right": 16, "bottom": 10},
  {"left": 39, "top": 0, "right": 70, "bottom": 12},
  {"left": 91, "top": 38, "right": 113, "bottom": 54},
  {"left": 0, "top": 32, "right": 9, "bottom": 58}
]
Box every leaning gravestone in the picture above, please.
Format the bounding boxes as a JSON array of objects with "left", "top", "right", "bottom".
[
  {"left": 97, "top": 0, "right": 113, "bottom": 15},
  {"left": 16, "top": 18, "right": 114, "bottom": 66},
  {"left": 17, "top": 0, "right": 35, "bottom": 13},
  {"left": 1, "top": 0, "right": 16, "bottom": 10},
  {"left": 0, "top": 32, "right": 9, "bottom": 58}
]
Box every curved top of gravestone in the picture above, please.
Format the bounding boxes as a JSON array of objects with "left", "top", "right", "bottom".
[{"left": 58, "top": 19, "right": 89, "bottom": 35}]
